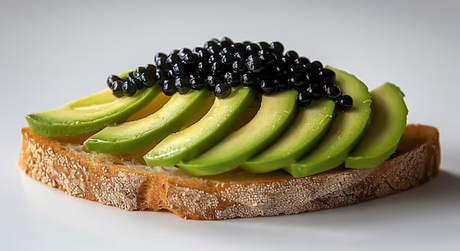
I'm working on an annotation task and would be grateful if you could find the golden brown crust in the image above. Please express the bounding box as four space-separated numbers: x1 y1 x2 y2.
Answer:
18 124 441 220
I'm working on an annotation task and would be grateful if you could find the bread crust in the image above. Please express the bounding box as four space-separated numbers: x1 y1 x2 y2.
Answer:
18 124 440 220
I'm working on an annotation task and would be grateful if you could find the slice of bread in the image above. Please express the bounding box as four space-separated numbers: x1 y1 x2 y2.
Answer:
18 124 440 220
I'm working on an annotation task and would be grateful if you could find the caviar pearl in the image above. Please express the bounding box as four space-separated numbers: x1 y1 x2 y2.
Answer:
207 44 222 55
257 41 270 50
140 72 156 87
107 75 122 88
318 68 336 81
240 72 257 86
214 83 232 99
162 79 177 96
269 42 284 56
154 53 167 69
189 75 206 90
338 95 353 110
245 43 260 53
111 80 124 98
205 75 221 91
224 72 241 87
122 81 137 97
133 67 145 79
221 54 235 65
307 83 324 99
145 64 156 74
232 60 246 72
174 77 191 95
231 42 245 52
325 85 341 99
260 79 275 95
297 91 313 108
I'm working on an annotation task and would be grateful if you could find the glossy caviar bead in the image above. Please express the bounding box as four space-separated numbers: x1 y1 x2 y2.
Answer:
182 52 198 64
240 72 257 86
145 64 156 74
269 41 284 56
307 83 324 99
154 52 167 69
133 66 145 79
221 36 234 44
207 44 222 55
221 54 235 65
132 77 144 90
178 48 192 60
246 55 266 73
305 63 322 74
312 60 323 69
274 61 288 75
204 40 217 49
155 68 165 80
289 65 306 74
338 95 353 110
214 83 232 99
197 61 208 73
257 41 270 50
318 68 336 81
122 80 137 97
205 75 222 92
173 62 186 76
140 72 156 87
285 50 299 60
111 80 124 98
325 85 342 99
195 47 210 60
224 72 241 87
157 78 166 86
245 43 260 53
189 75 206 90
258 51 276 64
162 78 177 96
218 41 232 48
243 41 252 46
167 69 175 78
174 77 191 94
221 46 236 55
295 57 310 66
211 61 224 73
233 51 248 61
260 79 276 95
107 75 122 88
166 51 180 65
231 42 245 52
296 91 313 108
232 60 246 72
208 54 222 64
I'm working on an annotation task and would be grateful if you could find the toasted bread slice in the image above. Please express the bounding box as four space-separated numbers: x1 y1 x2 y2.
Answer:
18 124 440 220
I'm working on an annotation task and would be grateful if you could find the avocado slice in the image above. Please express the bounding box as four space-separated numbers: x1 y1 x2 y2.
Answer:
84 89 212 153
26 84 162 137
285 67 372 177
241 98 336 173
144 87 257 167
178 90 298 176
345 83 408 168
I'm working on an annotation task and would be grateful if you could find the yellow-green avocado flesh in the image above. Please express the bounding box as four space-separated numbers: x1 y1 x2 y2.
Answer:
285 67 372 177
26 75 161 137
84 89 212 153
178 90 299 176
144 87 257 167
241 98 336 173
345 83 408 168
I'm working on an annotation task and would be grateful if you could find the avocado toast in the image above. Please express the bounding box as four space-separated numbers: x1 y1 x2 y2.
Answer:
19 37 440 219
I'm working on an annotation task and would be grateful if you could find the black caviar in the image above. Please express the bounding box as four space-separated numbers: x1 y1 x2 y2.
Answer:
105 37 353 110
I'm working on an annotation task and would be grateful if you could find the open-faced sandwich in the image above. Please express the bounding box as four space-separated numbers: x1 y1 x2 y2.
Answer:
19 37 440 220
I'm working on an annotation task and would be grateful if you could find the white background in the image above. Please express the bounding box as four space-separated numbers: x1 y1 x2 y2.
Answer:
1 0 459 250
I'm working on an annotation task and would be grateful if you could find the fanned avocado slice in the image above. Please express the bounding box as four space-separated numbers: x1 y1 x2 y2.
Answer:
242 98 336 173
178 90 298 176
26 82 162 137
345 83 408 168
84 89 213 153
285 67 372 177
144 87 257 167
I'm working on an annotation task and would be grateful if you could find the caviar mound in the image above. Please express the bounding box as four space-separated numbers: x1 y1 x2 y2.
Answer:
106 37 354 110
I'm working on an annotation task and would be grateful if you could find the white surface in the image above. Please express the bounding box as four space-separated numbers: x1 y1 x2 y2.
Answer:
1 0 459 250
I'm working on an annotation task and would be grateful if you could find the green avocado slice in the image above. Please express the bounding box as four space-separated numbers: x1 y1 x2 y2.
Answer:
84 89 212 153
144 87 257 167
241 98 336 173
285 67 372 177
26 82 162 137
345 83 408 168
178 90 299 176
